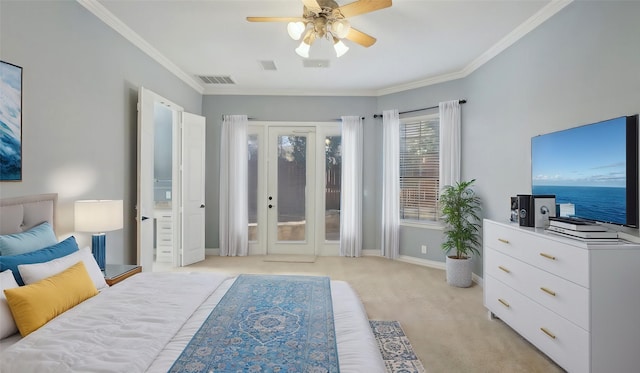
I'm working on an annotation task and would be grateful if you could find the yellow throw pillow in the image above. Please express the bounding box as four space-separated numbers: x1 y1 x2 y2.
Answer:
4 261 99 336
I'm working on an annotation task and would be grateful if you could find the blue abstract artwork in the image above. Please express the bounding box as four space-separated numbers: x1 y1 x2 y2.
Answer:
0 61 22 181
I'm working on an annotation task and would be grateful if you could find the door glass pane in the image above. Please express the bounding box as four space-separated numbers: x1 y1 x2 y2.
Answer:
248 134 258 241
277 135 306 241
325 136 341 241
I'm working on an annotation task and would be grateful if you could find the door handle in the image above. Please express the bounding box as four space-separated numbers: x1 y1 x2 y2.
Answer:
141 216 150 221
200 204 205 208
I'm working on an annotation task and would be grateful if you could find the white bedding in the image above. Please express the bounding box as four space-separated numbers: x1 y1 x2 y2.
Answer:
0 272 385 373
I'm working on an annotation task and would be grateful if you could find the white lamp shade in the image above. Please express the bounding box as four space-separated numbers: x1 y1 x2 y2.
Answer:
287 21 306 40
295 41 311 58
75 200 123 232
331 19 351 39
333 40 349 58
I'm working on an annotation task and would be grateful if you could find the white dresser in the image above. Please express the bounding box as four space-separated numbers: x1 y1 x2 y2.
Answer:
154 210 174 262
483 219 640 373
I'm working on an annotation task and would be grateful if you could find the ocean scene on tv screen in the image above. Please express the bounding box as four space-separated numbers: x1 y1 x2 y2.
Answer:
531 117 627 225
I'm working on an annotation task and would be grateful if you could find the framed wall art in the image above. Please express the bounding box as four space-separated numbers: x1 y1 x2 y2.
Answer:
0 60 22 181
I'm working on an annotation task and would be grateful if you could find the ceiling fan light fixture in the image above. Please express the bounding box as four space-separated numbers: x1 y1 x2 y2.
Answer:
330 19 351 39
333 38 349 58
295 40 311 58
287 21 306 40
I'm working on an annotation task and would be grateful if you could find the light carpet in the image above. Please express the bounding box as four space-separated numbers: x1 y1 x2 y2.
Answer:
262 255 317 263
371 320 426 373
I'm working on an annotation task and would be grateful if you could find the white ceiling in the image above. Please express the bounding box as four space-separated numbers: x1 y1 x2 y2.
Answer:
83 0 571 96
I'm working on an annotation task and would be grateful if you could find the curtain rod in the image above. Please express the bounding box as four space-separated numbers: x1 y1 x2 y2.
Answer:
372 99 467 119
221 116 365 121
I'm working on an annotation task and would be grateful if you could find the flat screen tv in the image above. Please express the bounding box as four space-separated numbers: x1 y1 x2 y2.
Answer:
531 114 639 228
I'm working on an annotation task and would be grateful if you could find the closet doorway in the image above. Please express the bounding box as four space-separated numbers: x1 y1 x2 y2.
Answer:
137 87 206 271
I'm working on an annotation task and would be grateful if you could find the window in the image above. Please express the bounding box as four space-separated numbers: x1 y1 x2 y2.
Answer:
399 115 440 221
324 135 341 241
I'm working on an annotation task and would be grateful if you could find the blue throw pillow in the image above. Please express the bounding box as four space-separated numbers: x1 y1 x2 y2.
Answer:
0 222 58 256
0 236 80 285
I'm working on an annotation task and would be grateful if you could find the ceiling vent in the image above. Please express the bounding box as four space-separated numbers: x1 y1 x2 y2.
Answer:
198 75 235 85
259 60 278 71
303 59 330 68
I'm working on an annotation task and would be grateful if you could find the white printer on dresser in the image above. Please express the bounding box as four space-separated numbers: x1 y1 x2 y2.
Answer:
483 219 640 373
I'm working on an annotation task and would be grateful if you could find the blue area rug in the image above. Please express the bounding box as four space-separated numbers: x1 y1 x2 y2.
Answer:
370 321 426 373
170 274 339 373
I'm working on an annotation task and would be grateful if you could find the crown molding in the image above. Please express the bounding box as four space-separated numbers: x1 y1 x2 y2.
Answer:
77 0 571 98
375 70 468 96
460 0 573 77
203 86 378 97
375 0 573 96
76 0 204 94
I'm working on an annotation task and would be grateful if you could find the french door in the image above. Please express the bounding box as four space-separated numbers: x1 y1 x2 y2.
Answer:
267 127 316 255
249 123 341 256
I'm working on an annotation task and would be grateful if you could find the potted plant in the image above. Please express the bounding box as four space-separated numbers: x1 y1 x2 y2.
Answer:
439 179 481 287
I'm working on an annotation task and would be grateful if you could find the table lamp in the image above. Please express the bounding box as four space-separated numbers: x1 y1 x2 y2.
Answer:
75 200 123 270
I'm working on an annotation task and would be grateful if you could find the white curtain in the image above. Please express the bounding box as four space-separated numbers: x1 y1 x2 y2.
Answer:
219 115 248 256
381 110 400 259
340 116 363 257
439 100 461 190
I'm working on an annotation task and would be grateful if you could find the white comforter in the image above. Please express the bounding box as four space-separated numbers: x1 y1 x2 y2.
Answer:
0 272 385 373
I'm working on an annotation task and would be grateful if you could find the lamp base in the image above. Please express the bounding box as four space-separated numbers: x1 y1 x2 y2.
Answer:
92 233 106 271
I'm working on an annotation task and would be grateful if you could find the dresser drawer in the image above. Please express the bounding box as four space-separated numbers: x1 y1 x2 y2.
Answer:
485 248 590 330
486 275 589 373
484 221 589 287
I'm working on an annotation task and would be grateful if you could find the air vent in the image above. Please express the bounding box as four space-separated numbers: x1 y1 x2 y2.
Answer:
198 75 235 85
303 59 330 68
259 60 278 71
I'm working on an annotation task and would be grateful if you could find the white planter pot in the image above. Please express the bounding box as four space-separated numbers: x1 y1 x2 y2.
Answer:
445 256 473 288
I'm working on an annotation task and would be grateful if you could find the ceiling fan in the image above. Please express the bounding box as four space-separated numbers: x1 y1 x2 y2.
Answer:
247 0 392 58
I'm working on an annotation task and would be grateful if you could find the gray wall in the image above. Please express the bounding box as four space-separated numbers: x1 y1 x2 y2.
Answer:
379 1 640 276
0 1 202 264
463 0 640 276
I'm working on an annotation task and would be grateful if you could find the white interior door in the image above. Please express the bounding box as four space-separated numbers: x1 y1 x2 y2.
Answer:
137 87 184 271
137 88 155 272
267 127 316 255
180 112 206 266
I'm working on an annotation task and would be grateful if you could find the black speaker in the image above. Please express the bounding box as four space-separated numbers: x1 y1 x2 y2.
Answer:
510 197 518 222
517 194 534 227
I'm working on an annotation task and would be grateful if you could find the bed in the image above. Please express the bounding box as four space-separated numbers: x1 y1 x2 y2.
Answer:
0 194 385 372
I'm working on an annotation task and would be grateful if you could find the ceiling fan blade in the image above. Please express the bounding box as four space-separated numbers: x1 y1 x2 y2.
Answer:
301 0 322 13
345 27 377 47
338 0 392 18
246 17 304 22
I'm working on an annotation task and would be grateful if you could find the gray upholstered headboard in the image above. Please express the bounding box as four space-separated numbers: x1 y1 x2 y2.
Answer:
0 193 57 235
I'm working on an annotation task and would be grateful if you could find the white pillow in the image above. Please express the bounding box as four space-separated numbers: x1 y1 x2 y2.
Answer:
18 247 108 291
0 269 19 339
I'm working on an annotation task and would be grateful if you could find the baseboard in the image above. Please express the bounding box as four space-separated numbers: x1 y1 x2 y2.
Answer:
397 255 446 270
472 273 484 287
361 249 380 257
397 255 483 287
204 248 484 286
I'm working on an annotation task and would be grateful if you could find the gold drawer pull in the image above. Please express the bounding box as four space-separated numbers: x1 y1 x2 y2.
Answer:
539 252 556 260
497 238 510 244
498 298 510 308
540 327 556 339
498 266 511 273
540 287 556 296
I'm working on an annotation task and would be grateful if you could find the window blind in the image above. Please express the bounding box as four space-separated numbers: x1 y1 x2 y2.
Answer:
400 117 440 221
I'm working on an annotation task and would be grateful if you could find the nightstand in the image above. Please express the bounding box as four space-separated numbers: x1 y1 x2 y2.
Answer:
103 264 142 286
